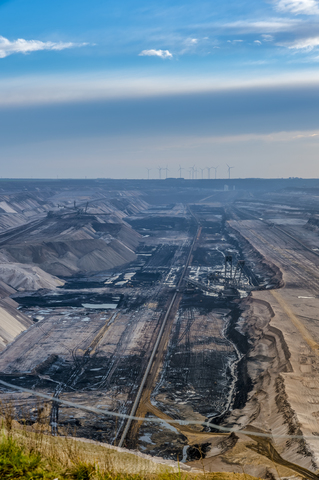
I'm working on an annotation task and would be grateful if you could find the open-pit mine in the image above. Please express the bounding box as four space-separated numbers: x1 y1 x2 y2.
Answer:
1 178 319 479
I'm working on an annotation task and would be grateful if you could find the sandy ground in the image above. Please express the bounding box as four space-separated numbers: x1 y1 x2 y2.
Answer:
224 218 319 473
0 306 27 349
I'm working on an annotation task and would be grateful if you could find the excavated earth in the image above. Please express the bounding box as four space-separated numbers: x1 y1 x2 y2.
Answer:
0 179 319 479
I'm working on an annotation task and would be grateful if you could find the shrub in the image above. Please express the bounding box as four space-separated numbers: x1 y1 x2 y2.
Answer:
0 434 45 479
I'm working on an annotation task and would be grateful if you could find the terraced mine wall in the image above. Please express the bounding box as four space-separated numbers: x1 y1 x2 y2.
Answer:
1 180 319 478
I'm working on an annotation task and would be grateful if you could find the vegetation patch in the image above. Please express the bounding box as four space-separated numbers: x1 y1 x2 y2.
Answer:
0 422 262 480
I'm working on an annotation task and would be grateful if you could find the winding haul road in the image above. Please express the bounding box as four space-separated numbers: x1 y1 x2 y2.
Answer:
118 220 202 447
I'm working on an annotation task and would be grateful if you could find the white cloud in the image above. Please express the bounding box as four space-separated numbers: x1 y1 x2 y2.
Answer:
275 0 319 15
139 49 173 58
227 39 243 44
0 35 85 58
254 40 262 44
279 35 319 49
262 34 274 41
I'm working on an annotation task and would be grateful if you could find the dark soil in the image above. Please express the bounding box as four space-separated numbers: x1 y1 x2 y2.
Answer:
12 292 122 308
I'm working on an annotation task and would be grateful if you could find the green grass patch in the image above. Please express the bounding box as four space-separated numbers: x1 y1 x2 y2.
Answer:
0 434 57 479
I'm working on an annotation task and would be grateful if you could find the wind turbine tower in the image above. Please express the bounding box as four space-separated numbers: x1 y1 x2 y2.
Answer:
146 167 152 180
158 167 162 179
200 168 205 179
164 165 169 179
213 165 219 179
227 164 234 180
178 165 185 178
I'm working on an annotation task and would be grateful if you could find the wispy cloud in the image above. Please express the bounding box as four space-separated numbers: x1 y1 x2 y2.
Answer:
221 19 299 33
262 34 274 41
0 36 85 58
2 70 319 107
139 49 172 58
274 0 319 15
179 37 201 54
292 131 319 137
227 39 243 44
242 60 270 64
185 38 198 46
162 130 319 144
279 35 319 48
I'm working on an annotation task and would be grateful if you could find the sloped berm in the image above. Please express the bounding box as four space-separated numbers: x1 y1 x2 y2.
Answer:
1 213 141 277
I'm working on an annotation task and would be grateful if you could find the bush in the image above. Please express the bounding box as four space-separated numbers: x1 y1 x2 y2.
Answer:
69 461 96 480
0 434 45 479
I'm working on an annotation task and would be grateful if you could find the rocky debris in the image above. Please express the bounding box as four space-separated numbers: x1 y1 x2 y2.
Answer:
1 214 141 277
0 264 64 291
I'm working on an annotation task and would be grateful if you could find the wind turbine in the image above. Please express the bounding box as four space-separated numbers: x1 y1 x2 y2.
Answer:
146 167 152 180
194 166 198 179
178 165 185 178
200 167 205 179
227 164 234 180
164 165 169 179
212 165 219 179
158 166 162 179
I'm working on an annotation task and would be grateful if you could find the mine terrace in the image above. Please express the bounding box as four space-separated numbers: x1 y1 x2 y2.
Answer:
0 178 319 479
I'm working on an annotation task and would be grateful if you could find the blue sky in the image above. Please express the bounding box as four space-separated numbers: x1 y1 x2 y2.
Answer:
1 0 319 178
